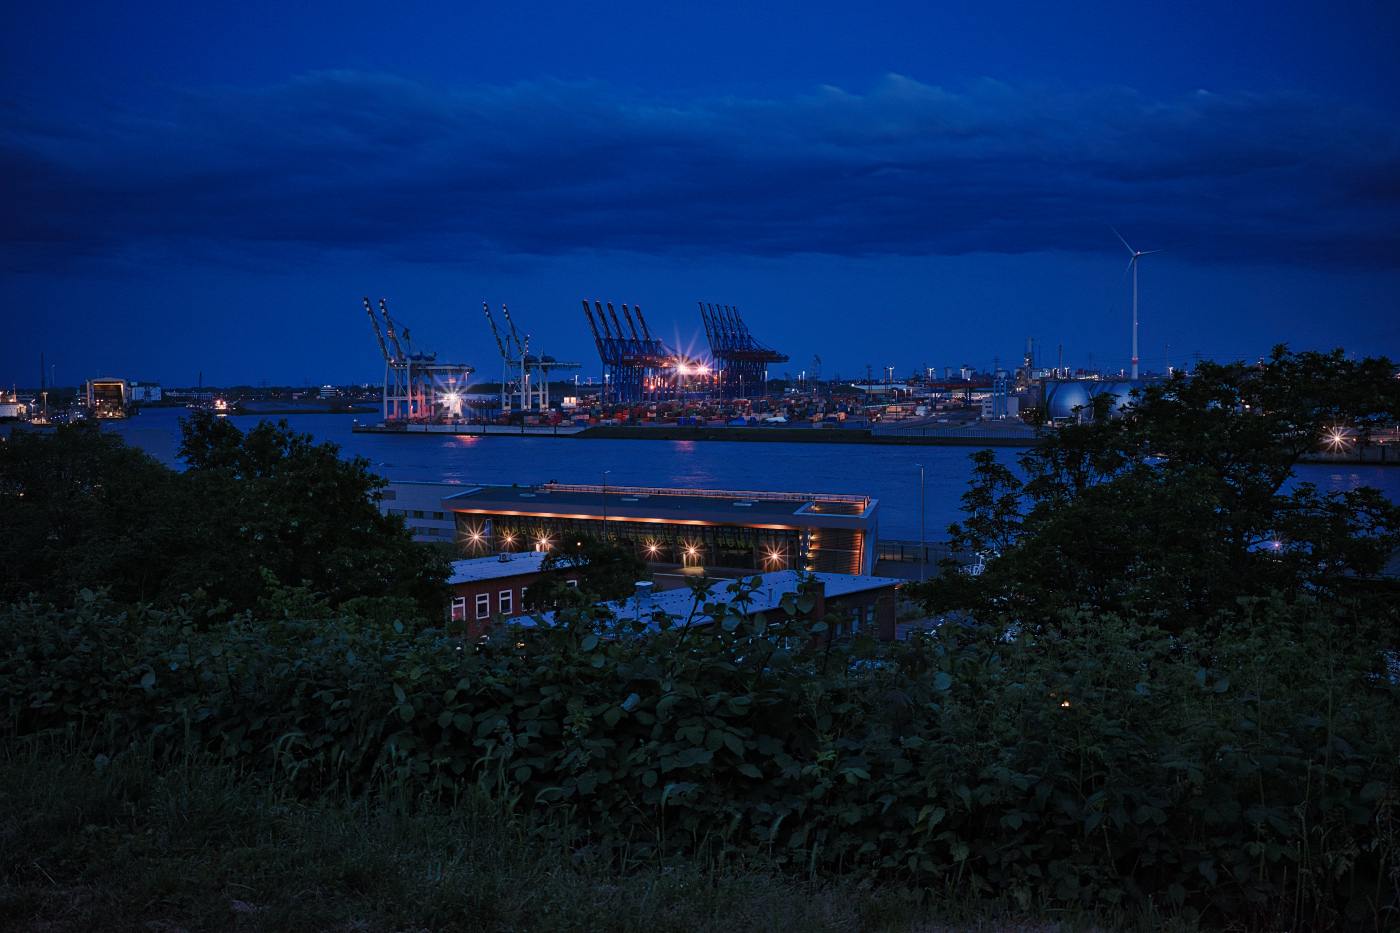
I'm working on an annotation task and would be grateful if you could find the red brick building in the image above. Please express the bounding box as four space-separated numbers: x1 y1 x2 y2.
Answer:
448 552 579 638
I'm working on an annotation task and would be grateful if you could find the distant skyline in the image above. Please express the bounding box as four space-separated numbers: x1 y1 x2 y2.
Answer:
3 0 1398 387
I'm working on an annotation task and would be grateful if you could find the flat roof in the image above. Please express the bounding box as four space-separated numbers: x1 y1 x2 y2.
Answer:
442 482 877 531
504 569 903 628
447 551 549 585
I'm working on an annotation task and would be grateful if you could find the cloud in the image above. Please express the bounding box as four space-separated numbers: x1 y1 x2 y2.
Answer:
2 72 1398 270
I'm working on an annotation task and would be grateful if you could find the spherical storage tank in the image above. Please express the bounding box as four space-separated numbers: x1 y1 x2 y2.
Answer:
1042 379 1157 420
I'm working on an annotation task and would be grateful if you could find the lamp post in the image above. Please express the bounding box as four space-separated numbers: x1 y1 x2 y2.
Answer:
602 470 612 543
915 463 926 583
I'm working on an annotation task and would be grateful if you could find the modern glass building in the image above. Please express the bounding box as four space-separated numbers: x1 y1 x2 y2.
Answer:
440 482 880 575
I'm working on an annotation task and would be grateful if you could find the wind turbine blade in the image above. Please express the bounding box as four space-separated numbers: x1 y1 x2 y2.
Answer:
1110 225 1135 255
1138 243 1195 256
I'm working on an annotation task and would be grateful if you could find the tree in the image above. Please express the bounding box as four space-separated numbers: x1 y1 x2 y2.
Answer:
173 411 449 617
523 532 649 609
0 413 449 619
0 421 194 606
911 347 1400 633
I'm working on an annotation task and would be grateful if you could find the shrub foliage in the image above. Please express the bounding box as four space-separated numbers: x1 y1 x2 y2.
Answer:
3 583 1395 929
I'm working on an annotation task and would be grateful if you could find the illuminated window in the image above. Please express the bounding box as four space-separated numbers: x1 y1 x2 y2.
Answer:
476 594 490 619
451 597 466 621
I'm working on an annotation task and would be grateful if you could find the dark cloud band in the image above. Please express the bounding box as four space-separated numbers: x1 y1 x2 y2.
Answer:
2 72 1397 269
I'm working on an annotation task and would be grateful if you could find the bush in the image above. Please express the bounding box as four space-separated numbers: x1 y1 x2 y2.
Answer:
2 581 1395 929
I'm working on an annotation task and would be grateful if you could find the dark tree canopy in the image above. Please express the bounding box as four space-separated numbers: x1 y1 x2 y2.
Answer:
0 420 188 607
0 413 449 618
910 347 1400 632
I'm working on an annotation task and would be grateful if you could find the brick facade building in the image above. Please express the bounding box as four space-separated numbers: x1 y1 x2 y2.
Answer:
448 552 579 639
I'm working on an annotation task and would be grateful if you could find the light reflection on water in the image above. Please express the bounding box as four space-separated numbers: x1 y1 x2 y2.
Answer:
105 409 1400 543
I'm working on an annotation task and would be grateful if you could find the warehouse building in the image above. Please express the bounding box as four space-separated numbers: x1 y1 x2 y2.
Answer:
436 481 880 575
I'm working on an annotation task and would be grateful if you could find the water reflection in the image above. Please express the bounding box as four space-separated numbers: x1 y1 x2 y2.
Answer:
105 408 1400 543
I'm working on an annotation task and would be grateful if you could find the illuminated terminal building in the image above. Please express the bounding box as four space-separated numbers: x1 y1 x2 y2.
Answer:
387 481 880 575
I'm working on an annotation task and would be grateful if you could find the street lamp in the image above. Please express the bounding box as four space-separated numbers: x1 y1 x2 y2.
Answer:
602 470 612 543
915 463 926 583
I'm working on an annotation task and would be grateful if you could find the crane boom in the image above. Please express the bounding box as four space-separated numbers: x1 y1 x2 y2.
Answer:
593 301 614 338
606 303 628 344
582 300 603 342
501 304 524 350
379 299 406 361
632 303 654 340
483 303 510 360
364 297 391 361
620 303 641 340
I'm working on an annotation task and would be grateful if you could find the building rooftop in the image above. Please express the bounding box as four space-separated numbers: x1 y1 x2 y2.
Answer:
505 569 904 628
447 551 550 585
442 482 875 527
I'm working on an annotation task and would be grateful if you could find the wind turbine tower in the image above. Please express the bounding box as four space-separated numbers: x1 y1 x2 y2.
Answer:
1112 228 1185 380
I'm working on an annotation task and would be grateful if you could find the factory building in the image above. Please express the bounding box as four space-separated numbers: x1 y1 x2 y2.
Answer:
442 482 879 576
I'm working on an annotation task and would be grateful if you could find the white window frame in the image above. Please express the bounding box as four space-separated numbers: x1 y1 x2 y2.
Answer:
451 597 466 621
475 593 490 619
498 589 513 615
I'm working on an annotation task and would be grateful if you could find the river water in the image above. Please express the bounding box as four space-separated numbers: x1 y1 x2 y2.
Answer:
107 407 1400 543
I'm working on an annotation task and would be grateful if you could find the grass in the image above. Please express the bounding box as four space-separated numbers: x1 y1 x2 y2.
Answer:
0 741 1185 933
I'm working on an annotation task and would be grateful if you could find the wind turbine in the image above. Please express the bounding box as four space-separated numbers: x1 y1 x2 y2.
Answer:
1111 227 1186 379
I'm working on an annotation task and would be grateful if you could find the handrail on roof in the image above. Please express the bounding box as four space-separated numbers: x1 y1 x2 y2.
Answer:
539 481 868 508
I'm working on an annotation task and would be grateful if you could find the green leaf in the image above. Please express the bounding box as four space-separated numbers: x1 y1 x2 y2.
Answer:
934 672 953 691
677 747 713 767
140 671 156 689
737 762 763 778
917 805 946 828
580 634 599 651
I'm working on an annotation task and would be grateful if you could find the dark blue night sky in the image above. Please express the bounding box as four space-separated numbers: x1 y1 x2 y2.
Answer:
3 0 1398 387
